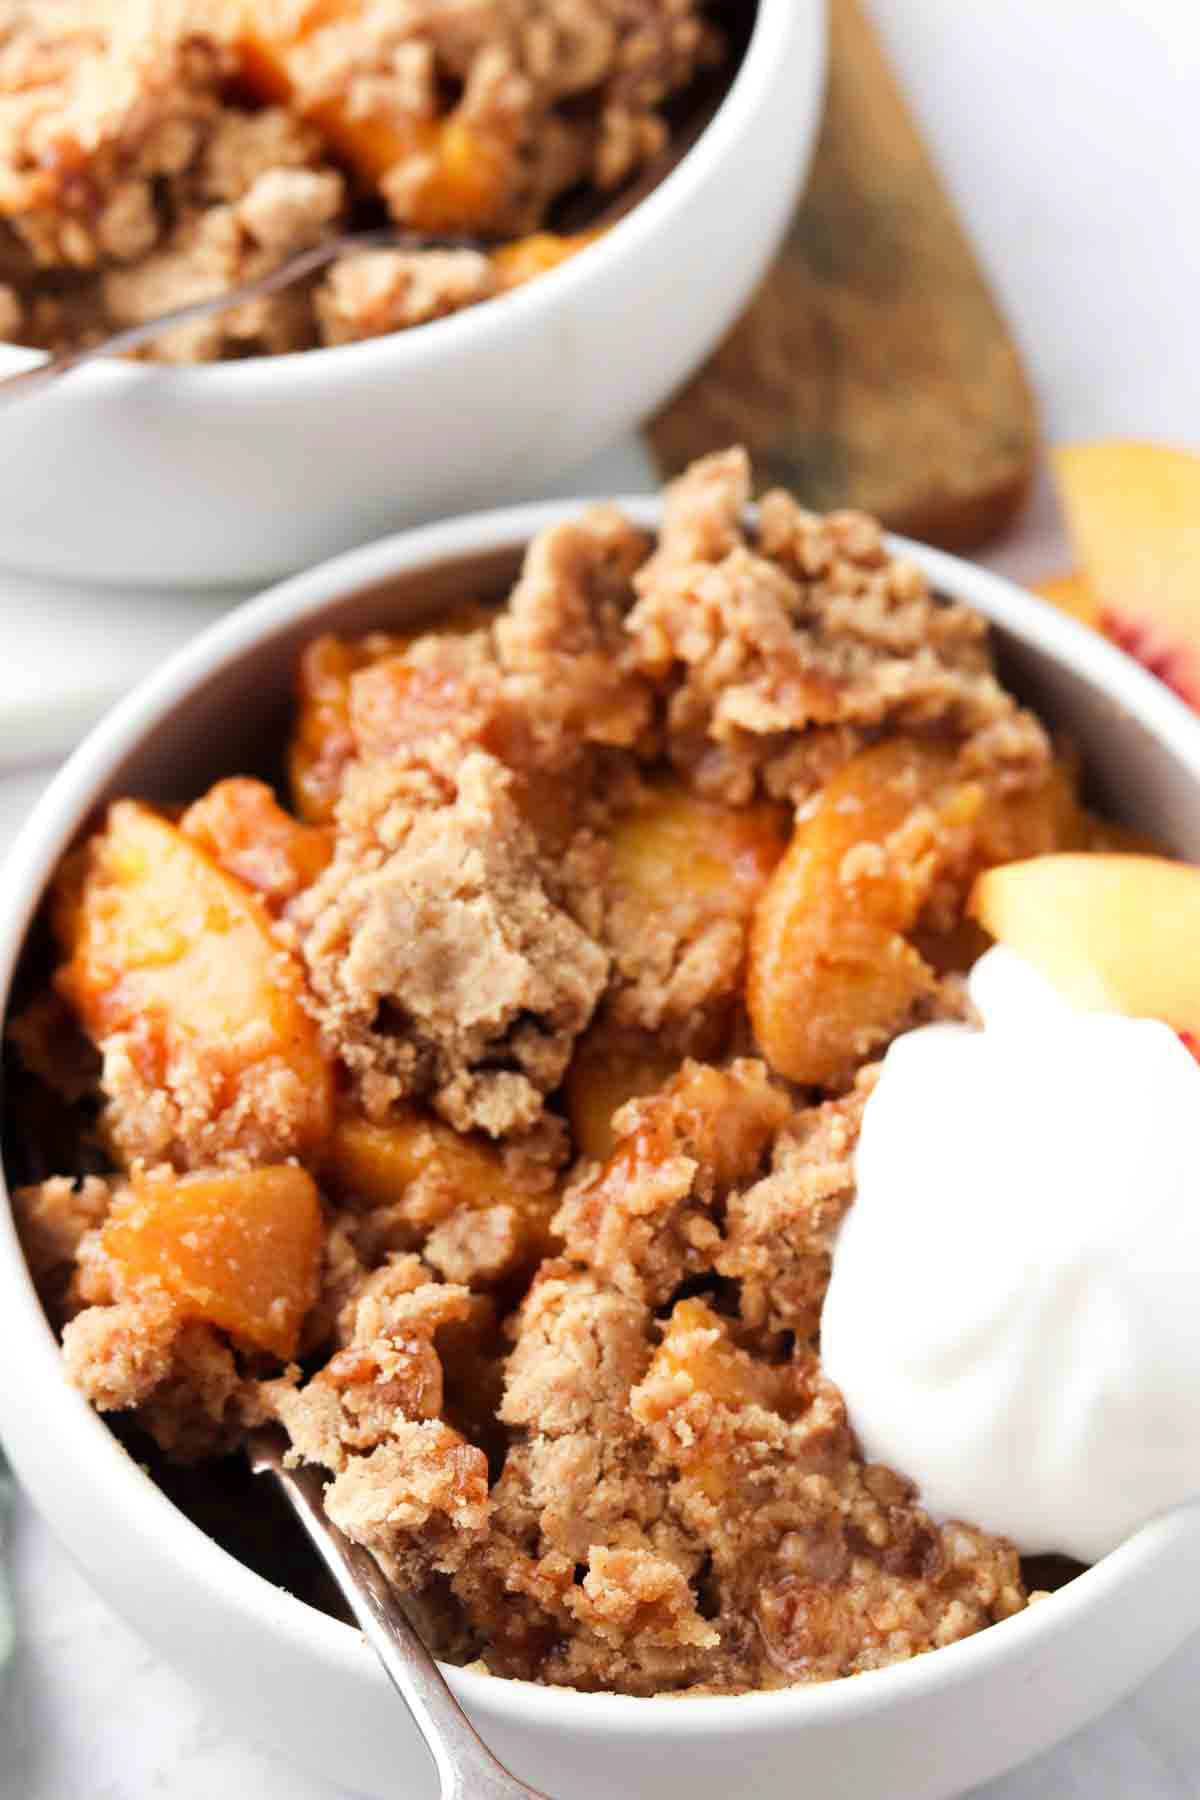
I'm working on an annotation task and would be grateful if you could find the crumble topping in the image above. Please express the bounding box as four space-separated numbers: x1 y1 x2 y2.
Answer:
296 746 610 1136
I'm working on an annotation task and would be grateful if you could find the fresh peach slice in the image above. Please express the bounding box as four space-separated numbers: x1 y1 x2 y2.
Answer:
969 852 1200 1029
103 1165 321 1358
1032 571 1102 628
1051 443 1200 707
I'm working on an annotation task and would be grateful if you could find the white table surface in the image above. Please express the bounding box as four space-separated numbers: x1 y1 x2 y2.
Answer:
4 1 1200 1793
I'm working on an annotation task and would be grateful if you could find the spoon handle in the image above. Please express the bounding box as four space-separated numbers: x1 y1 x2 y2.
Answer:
254 1441 550 1800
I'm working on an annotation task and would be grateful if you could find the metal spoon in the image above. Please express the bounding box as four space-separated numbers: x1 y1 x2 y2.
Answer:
0 229 482 401
0 90 720 403
246 1427 551 1800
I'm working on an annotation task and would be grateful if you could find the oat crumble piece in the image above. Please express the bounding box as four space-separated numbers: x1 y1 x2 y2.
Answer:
297 747 609 1136
627 448 1048 806
315 247 498 344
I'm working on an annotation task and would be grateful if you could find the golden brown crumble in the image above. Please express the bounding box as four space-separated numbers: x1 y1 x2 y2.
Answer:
11 449 1096 1695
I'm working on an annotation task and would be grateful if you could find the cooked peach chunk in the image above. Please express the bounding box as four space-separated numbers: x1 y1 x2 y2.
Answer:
911 755 1087 975
605 779 789 1028
654 1298 777 1415
349 652 478 766
747 740 971 1086
288 611 493 821
609 781 790 913
560 1062 789 1283
237 2 510 228
748 739 1090 1084
327 1109 556 1271
635 1299 795 1503
329 1109 497 1217
180 778 331 910
403 114 511 233
969 852 1200 1031
54 800 332 1167
102 1165 321 1358
565 1022 681 1163
288 631 410 822
967 756 1089 871
1051 442 1200 708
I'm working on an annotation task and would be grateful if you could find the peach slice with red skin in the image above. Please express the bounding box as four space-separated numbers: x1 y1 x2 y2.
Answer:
969 853 1200 1042
1041 443 1200 708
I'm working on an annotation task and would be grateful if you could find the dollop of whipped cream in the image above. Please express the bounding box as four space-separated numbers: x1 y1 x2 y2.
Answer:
820 944 1200 1564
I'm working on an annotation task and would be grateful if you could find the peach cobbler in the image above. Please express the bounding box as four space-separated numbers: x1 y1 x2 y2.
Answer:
8 448 1109 1693
0 0 728 361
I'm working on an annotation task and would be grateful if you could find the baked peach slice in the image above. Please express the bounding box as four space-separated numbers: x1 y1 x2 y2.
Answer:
180 777 331 910
1047 443 1200 708
54 800 332 1167
327 1108 557 1276
237 1 510 229
632 1299 799 1504
328 1109 503 1223
749 741 1091 1085
288 631 410 821
747 740 975 1086
491 230 601 292
596 778 790 1043
288 610 494 821
608 780 790 913
102 1165 322 1359
969 852 1200 1029
564 1021 682 1163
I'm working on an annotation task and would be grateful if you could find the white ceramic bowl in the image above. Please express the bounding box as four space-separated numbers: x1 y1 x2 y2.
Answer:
3 503 1200 1800
0 0 823 590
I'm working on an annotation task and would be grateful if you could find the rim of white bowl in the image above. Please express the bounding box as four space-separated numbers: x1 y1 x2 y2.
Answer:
0 0 814 396
3 498 1200 1735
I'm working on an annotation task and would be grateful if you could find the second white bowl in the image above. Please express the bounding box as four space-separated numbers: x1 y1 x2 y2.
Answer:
0 0 824 588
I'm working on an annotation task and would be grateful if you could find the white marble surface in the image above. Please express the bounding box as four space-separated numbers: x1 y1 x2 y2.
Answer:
4 0 1200 1793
